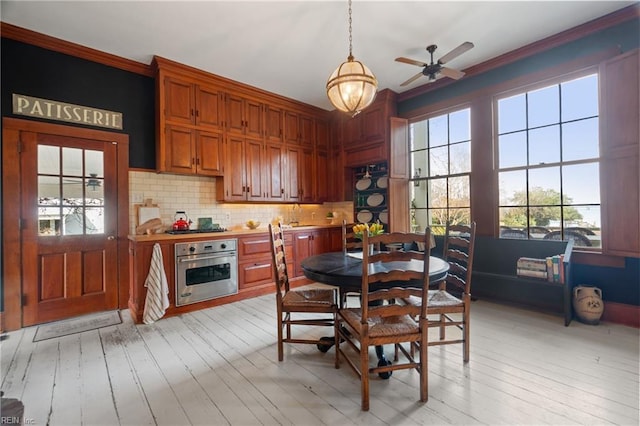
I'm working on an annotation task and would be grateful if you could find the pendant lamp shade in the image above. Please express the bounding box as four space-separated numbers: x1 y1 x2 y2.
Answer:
327 56 377 115
326 0 377 116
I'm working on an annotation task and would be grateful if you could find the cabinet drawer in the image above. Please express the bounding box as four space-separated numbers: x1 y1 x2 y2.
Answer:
238 257 273 289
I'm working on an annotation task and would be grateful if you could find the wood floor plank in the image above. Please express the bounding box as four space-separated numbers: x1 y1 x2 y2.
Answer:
48 334 83 426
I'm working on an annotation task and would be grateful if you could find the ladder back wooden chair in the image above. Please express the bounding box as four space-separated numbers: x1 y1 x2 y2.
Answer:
337 230 432 411
269 223 339 362
408 222 476 362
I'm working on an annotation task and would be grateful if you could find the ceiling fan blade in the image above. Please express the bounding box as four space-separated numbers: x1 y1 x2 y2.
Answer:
395 57 427 67
400 72 424 87
439 67 465 80
438 41 474 64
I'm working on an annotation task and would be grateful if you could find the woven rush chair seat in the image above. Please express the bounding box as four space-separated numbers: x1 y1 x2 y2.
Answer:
269 222 338 363
340 308 419 337
282 288 336 308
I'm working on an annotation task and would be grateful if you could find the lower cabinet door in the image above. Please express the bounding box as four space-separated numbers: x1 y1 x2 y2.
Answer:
238 257 274 290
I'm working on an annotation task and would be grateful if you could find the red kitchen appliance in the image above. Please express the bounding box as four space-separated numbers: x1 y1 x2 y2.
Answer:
172 211 192 231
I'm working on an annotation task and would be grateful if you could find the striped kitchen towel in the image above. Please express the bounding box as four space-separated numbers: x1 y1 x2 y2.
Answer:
143 243 170 324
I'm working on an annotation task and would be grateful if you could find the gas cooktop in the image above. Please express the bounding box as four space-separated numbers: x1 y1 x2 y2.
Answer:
166 228 227 235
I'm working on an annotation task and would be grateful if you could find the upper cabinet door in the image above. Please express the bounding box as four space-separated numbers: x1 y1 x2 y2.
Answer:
226 94 264 138
196 86 224 130
266 105 284 142
284 110 300 144
164 77 195 125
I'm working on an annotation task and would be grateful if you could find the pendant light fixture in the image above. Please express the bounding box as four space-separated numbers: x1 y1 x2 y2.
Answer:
326 0 378 116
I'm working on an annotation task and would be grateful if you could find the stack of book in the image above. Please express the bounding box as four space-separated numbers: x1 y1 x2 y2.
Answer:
516 255 565 283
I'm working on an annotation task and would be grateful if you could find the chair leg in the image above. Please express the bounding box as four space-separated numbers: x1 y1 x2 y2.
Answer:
334 313 340 369
439 313 446 340
463 310 470 363
420 329 428 402
361 341 370 411
277 312 284 362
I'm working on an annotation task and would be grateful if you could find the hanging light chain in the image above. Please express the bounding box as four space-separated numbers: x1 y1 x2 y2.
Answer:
347 0 353 60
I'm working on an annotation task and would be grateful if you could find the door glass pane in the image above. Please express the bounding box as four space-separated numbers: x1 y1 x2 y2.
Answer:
38 145 60 174
62 177 84 201
63 206 84 235
62 147 83 176
39 207 61 236
86 207 105 234
85 150 104 177
38 175 60 204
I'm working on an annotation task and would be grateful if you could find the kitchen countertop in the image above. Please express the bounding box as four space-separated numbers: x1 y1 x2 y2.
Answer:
128 223 342 242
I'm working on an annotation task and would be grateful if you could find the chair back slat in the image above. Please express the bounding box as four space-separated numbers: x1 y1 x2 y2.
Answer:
442 223 476 295
361 231 432 322
269 223 291 295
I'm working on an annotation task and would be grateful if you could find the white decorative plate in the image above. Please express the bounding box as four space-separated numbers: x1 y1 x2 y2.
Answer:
378 209 388 224
357 210 373 223
356 178 371 191
376 175 388 189
367 193 384 207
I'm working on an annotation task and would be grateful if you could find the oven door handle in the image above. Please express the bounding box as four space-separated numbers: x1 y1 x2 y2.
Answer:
178 253 236 263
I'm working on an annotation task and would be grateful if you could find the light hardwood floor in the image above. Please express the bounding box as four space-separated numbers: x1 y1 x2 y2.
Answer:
1 288 638 425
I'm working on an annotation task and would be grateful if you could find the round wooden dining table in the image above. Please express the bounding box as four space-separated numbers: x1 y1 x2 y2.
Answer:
301 251 450 292
301 251 450 378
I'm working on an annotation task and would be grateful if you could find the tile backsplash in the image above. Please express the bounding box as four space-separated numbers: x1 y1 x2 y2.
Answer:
129 170 353 234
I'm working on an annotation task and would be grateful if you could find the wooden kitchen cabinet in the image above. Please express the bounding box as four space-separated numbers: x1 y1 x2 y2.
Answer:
226 93 264 139
265 105 284 143
163 76 224 131
163 125 224 176
293 228 327 277
265 142 286 202
237 234 274 290
284 110 315 147
219 136 266 201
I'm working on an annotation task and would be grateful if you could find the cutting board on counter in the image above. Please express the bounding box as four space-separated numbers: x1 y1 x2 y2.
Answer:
135 203 161 226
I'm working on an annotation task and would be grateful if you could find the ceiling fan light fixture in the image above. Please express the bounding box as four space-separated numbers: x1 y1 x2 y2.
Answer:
326 0 377 116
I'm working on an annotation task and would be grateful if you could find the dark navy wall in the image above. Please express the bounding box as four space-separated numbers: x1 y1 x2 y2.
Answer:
397 18 640 307
1 38 156 170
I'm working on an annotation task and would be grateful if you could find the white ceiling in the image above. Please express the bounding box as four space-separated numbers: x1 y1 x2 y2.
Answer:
1 1 635 111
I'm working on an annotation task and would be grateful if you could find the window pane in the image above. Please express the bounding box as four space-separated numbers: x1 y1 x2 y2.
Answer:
428 115 448 147
450 141 470 174
412 184 428 209
529 167 561 204
411 121 428 151
62 147 83 176
428 208 448 227
528 85 559 128
63 207 84 235
498 94 526 133
85 150 104 177
563 163 599 204
448 208 470 226
86 207 105 234
412 208 430 231
500 207 528 229
449 176 470 208
39 175 60 204
528 125 560 165
39 207 61 236
563 118 599 161
562 74 598 121
38 145 59 175
429 145 448 177
499 132 527 168
565 205 601 232
449 109 470 143
499 170 526 205
427 178 447 209
411 149 428 179
529 205 561 227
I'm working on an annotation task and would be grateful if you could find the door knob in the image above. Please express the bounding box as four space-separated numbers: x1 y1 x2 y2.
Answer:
107 236 116 240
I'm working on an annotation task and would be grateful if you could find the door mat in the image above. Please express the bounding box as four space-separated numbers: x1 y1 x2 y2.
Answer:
33 310 122 342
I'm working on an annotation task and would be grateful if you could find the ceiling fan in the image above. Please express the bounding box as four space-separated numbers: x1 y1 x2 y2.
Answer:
61 173 102 190
395 41 474 87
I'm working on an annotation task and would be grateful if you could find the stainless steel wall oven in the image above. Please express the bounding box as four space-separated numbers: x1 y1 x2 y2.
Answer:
175 239 238 306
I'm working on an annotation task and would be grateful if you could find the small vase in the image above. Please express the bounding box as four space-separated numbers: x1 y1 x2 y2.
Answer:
573 285 604 325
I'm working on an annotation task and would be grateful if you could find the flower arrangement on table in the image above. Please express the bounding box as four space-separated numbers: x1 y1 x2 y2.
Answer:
352 221 384 240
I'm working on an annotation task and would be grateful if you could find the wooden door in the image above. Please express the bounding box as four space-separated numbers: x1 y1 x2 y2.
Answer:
20 132 119 325
164 76 194 125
